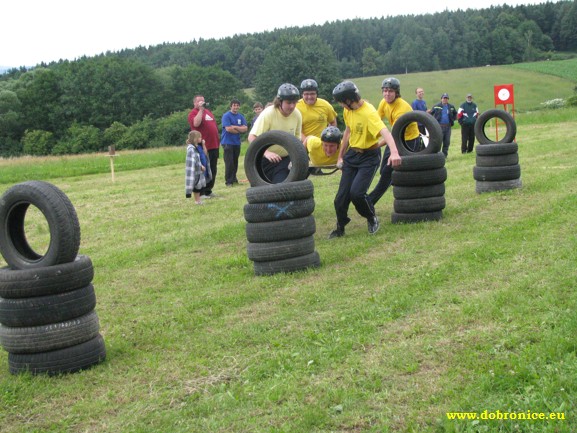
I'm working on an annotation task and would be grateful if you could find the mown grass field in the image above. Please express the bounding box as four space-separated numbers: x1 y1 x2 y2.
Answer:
0 63 576 432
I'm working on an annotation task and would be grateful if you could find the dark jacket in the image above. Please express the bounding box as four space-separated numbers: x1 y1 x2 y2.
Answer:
431 102 457 126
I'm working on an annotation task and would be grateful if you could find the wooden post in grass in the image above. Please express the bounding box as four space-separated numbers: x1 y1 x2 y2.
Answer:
108 145 116 182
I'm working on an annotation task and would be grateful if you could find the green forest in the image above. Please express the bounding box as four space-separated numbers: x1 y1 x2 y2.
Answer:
0 0 576 158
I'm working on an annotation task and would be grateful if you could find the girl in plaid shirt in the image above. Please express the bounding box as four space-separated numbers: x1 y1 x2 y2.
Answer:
185 131 207 204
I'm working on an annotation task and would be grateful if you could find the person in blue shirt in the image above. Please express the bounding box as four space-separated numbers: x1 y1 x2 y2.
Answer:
221 99 248 186
430 93 457 157
411 87 428 135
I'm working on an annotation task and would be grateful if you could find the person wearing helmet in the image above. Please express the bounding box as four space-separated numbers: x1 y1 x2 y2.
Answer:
296 79 338 141
329 80 401 239
368 77 422 205
303 125 342 167
248 83 303 183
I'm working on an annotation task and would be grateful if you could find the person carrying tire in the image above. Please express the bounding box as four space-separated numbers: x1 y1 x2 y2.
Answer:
368 77 422 205
329 81 401 239
457 93 479 153
248 83 302 183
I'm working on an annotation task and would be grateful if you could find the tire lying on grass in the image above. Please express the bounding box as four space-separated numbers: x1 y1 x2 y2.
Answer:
473 164 521 182
253 251 321 276
244 131 310 187
391 111 442 156
474 109 517 144
393 196 446 214
391 211 443 224
247 236 315 262
476 178 523 194
0 181 80 270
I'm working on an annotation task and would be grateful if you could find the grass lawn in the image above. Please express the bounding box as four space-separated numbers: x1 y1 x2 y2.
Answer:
0 112 576 430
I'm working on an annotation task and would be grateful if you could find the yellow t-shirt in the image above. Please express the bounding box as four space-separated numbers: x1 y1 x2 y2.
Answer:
249 105 302 156
306 136 339 166
344 101 387 150
377 97 420 141
296 98 337 138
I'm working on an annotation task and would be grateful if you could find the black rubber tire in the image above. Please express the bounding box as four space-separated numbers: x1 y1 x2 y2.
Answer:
8 333 106 375
474 109 517 144
244 130 310 187
0 255 93 299
246 216 316 243
476 178 523 194
396 153 446 171
475 153 519 167
0 284 96 327
243 198 315 223
391 211 443 224
246 180 314 204
473 164 521 182
0 181 80 270
0 310 100 354
247 235 315 262
253 251 321 276
391 167 447 187
393 196 446 213
393 183 445 200
391 111 442 156
475 143 518 156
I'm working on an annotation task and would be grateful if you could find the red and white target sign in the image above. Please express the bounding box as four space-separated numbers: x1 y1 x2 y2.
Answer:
494 84 515 105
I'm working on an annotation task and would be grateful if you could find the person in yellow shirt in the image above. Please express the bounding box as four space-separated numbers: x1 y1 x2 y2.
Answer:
296 79 337 141
304 125 341 167
368 77 422 205
329 81 401 239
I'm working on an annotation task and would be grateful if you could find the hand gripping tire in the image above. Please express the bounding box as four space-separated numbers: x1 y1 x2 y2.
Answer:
244 131 309 187
0 181 80 269
474 109 516 144
391 111 442 156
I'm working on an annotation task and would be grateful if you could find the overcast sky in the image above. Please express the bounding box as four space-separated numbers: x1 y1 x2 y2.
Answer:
3 0 551 67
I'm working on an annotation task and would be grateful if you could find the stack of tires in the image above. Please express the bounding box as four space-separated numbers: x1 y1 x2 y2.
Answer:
390 111 446 223
473 109 522 193
0 181 106 375
243 131 320 275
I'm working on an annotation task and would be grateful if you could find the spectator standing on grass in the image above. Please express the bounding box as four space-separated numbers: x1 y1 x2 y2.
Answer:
369 77 422 206
457 93 479 154
248 83 302 183
430 93 457 157
329 81 401 239
221 99 248 186
188 95 219 198
411 87 428 135
251 102 263 128
185 131 208 205
296 79 337 141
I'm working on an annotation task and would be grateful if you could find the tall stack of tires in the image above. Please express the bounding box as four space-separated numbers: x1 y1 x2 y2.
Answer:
243 131 320 275
473 109 522 193
390 111 446 223
0 181 106 375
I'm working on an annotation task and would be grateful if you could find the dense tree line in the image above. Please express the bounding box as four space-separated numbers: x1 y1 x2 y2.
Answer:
1 1 575 157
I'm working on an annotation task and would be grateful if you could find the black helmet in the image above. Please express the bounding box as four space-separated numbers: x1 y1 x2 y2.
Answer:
321 126 342 144
381 77 401 92
300 79 319 92
332 81 360 103
277 83 300 101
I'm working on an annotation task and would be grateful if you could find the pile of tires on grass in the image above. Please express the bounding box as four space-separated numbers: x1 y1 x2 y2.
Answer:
473 109 522 193
390 111 447 223
243 131 320 276
0 181 106 375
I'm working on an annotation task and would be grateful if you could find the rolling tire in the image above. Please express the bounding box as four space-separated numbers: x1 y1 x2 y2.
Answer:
246 216 316 243
475 143 518 156
391 211 443 224
474 109 516 144
8 333 106 375
393 183 445 200
0 255 94 299
253 251 321 276
244 131 309 187
0 310 100 354
393 196 446 214
476 178 522 194
0 181 80 270
391 167 447 187
391 111 442 156
246 180 314 204
247 236 315 262
475 153 519 167
396 153 446 171
0 284 96 327
473 165 521 182
243 198 315 223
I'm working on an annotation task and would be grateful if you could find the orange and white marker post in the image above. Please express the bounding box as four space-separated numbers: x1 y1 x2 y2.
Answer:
108 145 116 182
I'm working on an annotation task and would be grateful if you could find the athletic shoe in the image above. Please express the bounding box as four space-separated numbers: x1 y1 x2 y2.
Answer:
368 216 379 235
